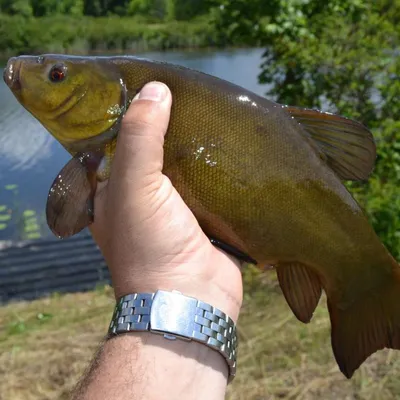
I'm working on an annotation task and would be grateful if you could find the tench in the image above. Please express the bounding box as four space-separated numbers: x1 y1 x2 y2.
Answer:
3 54 400 379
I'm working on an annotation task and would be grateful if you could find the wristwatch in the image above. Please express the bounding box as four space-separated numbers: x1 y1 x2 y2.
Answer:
108 290 237 381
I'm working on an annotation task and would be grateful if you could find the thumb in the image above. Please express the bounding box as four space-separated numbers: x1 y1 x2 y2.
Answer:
109 81 172 193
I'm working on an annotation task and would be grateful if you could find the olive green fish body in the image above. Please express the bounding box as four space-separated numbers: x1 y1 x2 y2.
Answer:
4 54 400 379
114 58 392 296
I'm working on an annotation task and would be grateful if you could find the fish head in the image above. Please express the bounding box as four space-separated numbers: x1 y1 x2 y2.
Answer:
3 54 125 152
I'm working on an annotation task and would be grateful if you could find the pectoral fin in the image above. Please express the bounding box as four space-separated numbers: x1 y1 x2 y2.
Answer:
46 151 103 238
276 261 322 323
285 106 376 181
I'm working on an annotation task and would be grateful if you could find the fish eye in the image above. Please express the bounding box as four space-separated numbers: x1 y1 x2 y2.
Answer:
49 64 67 83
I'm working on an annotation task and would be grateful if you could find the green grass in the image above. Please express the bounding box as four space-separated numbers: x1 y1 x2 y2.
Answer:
1 268 400 399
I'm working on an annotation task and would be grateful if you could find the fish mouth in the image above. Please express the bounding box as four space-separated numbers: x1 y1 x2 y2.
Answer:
3 55 43 92
3 57 21 91
51 86 88 120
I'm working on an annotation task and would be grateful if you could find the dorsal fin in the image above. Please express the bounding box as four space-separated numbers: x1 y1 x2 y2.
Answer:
284 106 376 181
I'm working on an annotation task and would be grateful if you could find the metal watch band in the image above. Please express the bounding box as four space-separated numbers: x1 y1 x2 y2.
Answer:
108 290 237 381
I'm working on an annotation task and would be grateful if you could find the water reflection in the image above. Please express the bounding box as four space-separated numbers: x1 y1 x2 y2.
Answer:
0 47 267 240
0 92 53 173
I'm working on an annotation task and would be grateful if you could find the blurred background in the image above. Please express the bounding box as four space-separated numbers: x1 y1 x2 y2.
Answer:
0 1 399 399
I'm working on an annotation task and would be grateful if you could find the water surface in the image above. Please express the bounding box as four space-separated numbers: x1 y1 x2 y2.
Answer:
0 47 267 240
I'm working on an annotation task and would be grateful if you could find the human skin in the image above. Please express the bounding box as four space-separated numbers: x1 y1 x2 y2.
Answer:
72 82 243 400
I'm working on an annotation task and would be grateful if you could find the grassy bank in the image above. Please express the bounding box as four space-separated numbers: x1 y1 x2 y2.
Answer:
0 15 220 58
1 267 399 399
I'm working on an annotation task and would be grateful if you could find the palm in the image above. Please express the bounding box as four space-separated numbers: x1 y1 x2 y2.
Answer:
91 174 243 320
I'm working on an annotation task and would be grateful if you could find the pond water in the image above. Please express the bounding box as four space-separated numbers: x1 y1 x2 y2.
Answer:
0 47 268 240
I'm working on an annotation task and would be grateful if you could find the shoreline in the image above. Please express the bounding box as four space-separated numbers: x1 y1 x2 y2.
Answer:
0 16 231 59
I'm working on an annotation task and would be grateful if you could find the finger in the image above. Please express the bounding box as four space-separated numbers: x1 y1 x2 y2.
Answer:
109 81 172 192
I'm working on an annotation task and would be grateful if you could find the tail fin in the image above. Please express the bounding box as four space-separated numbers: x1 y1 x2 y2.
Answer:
328 257 400 378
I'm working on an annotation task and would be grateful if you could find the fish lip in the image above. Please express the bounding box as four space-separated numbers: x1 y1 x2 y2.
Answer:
3 57 21 91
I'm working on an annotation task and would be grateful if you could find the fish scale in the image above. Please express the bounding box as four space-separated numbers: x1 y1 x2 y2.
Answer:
3 54 400 379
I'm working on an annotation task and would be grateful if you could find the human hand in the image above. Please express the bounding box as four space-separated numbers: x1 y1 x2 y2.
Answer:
89 81 243 321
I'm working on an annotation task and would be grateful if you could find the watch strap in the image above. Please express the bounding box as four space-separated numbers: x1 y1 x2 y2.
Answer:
108 290 237 381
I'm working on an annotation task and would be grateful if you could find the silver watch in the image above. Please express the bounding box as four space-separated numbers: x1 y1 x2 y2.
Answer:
108 290 237 381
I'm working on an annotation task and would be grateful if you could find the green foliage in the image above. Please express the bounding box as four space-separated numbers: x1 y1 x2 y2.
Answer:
0 214 11 222
0 202 11 231
0 184 16 232
4 184 18 190
21 209 42 240
0 0 33 17
83 0 103 15
127 0 166 19
0 14 87 55
0 0 212 19
0 0 84 16
348 120 400 259
0 0 217 54
30 0 62 16
6 312 54 336
59 0 84 16
0 184 45 240
165 0 212 21
0 15 218 56
212 0 400 259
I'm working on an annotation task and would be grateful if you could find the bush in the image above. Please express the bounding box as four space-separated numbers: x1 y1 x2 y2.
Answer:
212 0 400 259
0 15 219 56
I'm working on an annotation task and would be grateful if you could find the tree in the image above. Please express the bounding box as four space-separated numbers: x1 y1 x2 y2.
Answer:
165 0 212 20
60 0 84 15
83 0 114 16
212 0 400 258
127 0 166 19
30 0 83 16
0 0 33 17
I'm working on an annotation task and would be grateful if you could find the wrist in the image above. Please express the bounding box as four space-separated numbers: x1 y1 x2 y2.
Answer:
109 289 238 382
107 333 229 398
113 332 230 377
74 331 229 400
111 265 243 323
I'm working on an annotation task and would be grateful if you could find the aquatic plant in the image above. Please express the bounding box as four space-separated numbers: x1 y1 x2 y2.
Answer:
0 204 11 231
0 184 43 240
20 209 42 240
0 184 17 233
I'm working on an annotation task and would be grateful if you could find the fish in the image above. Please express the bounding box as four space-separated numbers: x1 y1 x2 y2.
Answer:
3 54 400 379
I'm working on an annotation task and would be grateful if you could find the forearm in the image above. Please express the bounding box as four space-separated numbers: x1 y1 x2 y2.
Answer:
78 83 242 400
73 332 229 400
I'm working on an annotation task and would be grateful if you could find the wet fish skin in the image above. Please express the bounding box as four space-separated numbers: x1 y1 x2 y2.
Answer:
3 54 400 379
